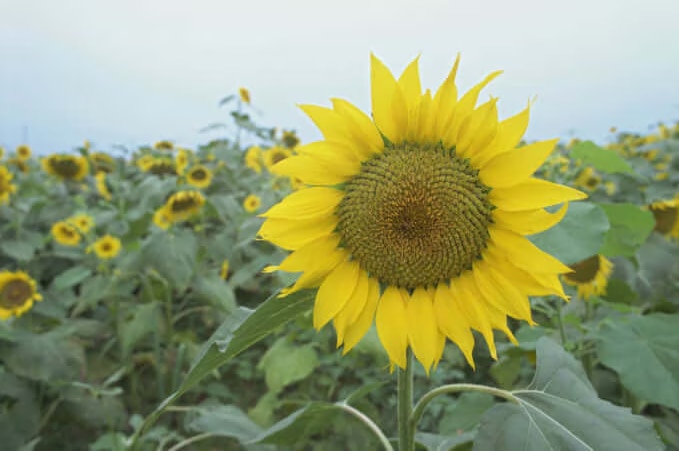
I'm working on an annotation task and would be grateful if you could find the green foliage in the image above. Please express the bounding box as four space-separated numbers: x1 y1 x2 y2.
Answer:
570 140 633 174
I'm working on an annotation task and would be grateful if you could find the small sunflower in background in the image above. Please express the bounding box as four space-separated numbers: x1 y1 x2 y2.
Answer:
281 130 300 149
42 154 90 181
95 171 112 200
243 194 261 213
147 157 176 175
0 146 4 159
186 165 213 189
137 155 155 172
245 146 263 173
16 145 32 161
239 87 251 104
88 235 121 260
220 259 230 280
153 206 172 230
51 221 81 246
648 198 679 239
260 54 586 372
263 146 292 171
0 166 17 204
7 158 29 174
89 152 115 173
574 167 601 191
0 271 42 320
163 190 205 222
68 213 95 234
562 255 613 300
154 140 174 151
175 148 191 175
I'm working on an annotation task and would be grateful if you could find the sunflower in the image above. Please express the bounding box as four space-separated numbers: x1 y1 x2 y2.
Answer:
259 54 586 372
51 221 81 246
153 206 172 230
16 145 31 161
243 194 261 213
0 146 5 159
282 130 301 149
42 154 90 181
154 140 174 151
574 167 601 191
89 152 115 173
7 158 29 174
562 255 613 300
263 147 292 170
0 166 17 204
137 155 155 172
88 235 121 259
95 171 112 200
649 198 679 238
163 190 205 222
220 259 230 280
239 87 251 104
148 157 177 175
245 146 263 173
0 271 42 320
68 213 95 233
186 165 213 188
175 148 191 175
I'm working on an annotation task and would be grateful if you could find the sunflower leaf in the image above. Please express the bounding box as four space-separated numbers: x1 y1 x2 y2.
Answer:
595 313 679 412
597 203 655 257
473 337 663 451
257 337 319 394
141 229 198 291
570 141 634 174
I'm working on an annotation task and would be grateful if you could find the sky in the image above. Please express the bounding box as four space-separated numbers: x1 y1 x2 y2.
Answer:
1 0 678 155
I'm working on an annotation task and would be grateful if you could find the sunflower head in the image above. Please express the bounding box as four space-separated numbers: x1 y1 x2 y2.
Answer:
258 54 587 372
186 165 213 189
245 146 263 173
164 191 205 222
90 152 115 173
153 206 172 230
0 166 17 205
220 260 230 280
562 255 613 300
281 130 301 149
88 235 121 260
263 147 292 170
649 199 679 238
175 148 192 175
42 154 90 181
137 155 155 172
148 157 177 175
0 271 42 320
52 221 81 246
16 145 31 161
243 194 261 213
67 213 95 233
574 167 601 191
239 87 251 104
95 171 112 200
154 140 174 151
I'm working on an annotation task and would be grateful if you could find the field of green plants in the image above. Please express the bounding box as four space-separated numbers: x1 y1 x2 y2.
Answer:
1 89 678 451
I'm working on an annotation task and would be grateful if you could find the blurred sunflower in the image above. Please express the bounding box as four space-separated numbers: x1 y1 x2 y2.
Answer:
0 271 42 320
95 171 112 200
148 157 176 175
88 235 121 260
574 167 601 191
186 165 213 188
243 194 261 213
220 259 230 279
649 198 679 238
281 130 300 149
562 255 613 300
0 146 4 159
175 148 191 175
260 54 586 372
68 213 95 233
153 206 172 230
245 146 263 173
164 190 205 222
0 166 17 204
7 158 29 174
89 152 115 173
16 145 31 161
42 154 90 181
263 147 292 170
154 140 174 151
239 87 251 104
137 155 155 172
604 181 616 196
52 221 81 246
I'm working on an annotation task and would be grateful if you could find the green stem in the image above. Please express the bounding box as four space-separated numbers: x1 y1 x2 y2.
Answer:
411 383 519 429
337 403 394 451
397 350 414 451
167 432 216 451
582 299 593 380
555 300 567 345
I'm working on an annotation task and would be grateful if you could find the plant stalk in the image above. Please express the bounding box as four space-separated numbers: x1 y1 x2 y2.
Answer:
397 349 414 451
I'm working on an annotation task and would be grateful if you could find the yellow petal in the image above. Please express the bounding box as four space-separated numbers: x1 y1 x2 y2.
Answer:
313 259 361 330
370 54 408 144
489 227 572 274
375 286 409 369
451 272 497 359
298 105 351 145
279 248 347 297
334 269 370 346
331 98 383 157
471 103 530 167
432 54 461 137
415 90 435 142
490 178 587 211
432 331 447 371
258 214 337 251
492 203 569 236
261 187 343 220
398 55 422 135
485 305 519 345
472 260 534 324
406 287 439 374
270 154 351 185
456 97 499 158
275 234 342 273
433 283 475 368
480 139 559 188
342 276 381 354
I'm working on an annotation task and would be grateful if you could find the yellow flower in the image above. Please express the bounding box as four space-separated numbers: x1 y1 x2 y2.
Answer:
42 154 90 181
16 145 31 161
88 235 121 259
153 206 172 230
574 167 601 191
604 181 616 195
281 130 301 149
51 221 81 246
163 190 205 222
655 172 669 181
243 194 261 213
220 260 230 279
186 165 213 189
239 87 251 104
154 140 174 151
0 271 42 320
147 157 176 175
263 147 292 170
0 166 17 205
643 149 659 161
89 152 115 173
649 199 679 238
258 54 586 372
562 255 613 300
95 171 112 200
7 158 29 174
137 155 155 172
245 146 263 173
68 213 95 233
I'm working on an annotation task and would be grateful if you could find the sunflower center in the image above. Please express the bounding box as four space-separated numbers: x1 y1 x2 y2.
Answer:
101 243 112 252
271 152 288 165
170 196 199 213
566 255 600 283
336 142 493 289
1 280 32 309
651 205 677 235
61 226 76 238
191 169 207 180
51 158 80 178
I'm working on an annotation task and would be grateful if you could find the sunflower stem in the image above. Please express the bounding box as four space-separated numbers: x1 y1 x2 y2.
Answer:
555 300 567 345
582 298 594 380
397 349 415 451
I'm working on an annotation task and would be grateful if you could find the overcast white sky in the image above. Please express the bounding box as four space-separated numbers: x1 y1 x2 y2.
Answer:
1 0 678 154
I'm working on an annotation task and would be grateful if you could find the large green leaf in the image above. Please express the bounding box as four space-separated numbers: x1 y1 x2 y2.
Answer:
529 201 610 265
635 234 679 303
474 338 663 451
185 404 271 448
53 266 92 290
250 402 342 445
258 337 319 394
596 313 679 412
120 302 163 357
0 372 41 451
192 274 237 312
3 333 85 382
570 141 633 174
439 392 495 435
0 241 36 262
597 203 655 257
142 229 198 290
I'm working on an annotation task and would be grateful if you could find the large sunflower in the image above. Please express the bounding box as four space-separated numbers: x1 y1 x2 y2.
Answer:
186 165 213 188
649 198 679 238
163 190 205 222
0 166 17 204
42 154 90 181
562 255 613 300
51 221 81 246
0 271 42 320
259 55 586 372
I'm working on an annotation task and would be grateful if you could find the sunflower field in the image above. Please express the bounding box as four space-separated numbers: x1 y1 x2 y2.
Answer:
1 60 679 451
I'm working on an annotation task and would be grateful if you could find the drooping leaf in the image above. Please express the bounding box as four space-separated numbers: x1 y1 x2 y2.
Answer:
142 229 198 290
249 403 345 446
3 333 85 382
570 140 633 174
120 302 164 357
598 203 655 257
596 313 679 412
0 241 36 262
257 337 319 394
192 275 237 312
185 405 264 443
474 338 663 451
